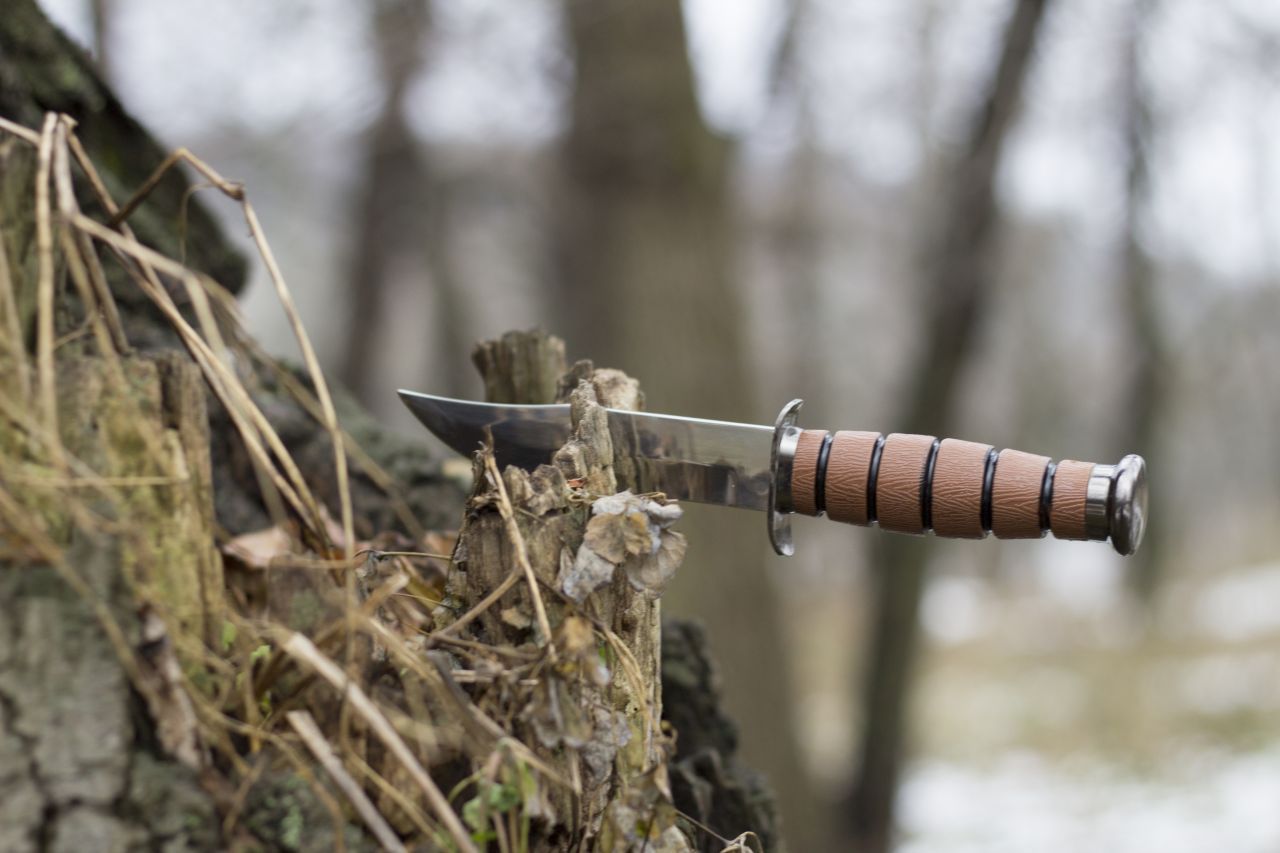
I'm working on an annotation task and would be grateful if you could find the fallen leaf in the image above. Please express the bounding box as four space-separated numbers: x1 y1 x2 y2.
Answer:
560 492 686 603
583 509 651 563
561 545 616 604
221 525 294 570
625 530 686 600
501 607 533 630
558 615 596 658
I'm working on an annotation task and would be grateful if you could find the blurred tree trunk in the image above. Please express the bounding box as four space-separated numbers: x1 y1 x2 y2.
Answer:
89 0 112 81
766 0 826 392
555 0 819 847
340 0 471 405
1118 0 1165 606
841 2 1053 850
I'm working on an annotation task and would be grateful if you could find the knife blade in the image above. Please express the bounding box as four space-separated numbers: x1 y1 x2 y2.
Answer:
399 390 1147 558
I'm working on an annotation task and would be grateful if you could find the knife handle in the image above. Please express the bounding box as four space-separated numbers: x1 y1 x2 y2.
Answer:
786 430 1147 555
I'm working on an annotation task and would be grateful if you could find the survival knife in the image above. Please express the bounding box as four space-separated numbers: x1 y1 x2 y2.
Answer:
399 392 1147 557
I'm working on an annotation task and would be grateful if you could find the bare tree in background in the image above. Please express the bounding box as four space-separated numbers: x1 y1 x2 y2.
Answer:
1118 0 1166 606
842 2 1054 850
765 0 826 392
88 0 111 80
341 0 470 404
555 0 820 845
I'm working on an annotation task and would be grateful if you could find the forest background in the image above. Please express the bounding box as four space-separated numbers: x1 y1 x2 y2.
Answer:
37 0 1280 850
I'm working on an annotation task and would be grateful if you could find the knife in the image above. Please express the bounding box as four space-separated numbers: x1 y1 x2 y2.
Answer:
399 391 1147 558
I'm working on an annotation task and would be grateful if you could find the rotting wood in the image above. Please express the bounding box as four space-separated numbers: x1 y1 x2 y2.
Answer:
439 330 691 849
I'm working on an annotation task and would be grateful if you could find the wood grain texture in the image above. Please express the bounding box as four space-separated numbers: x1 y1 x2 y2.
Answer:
1050 459 1093 540
876 433 935 534
992 449 1049 539
792 429 828 516
824 431 879 525
931 438 991 539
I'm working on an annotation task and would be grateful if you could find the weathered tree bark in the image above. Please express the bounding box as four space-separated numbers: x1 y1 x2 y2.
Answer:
0 354 225 852
454 332 682 848
841 2 1054 850
662 620 782 852
556 2 817 844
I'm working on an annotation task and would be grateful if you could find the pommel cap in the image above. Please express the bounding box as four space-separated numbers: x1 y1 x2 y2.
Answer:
1109 454 1147 556
1085 454 1148 555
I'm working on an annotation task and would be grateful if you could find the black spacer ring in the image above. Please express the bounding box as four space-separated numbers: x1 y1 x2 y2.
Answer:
1039 460 1057 533
866 434 886 524
981 448 999 533
921 437 942 532
814 432 834 516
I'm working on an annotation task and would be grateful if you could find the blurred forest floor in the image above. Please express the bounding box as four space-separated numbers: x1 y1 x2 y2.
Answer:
790 549 1280 850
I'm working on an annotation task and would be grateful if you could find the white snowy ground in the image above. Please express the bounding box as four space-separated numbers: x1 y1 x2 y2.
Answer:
899 745 1280 853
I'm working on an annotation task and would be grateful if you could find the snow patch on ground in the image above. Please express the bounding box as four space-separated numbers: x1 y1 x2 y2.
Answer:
898 746 1280 853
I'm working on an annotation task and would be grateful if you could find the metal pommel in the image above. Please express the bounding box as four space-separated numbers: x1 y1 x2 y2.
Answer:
1108 454 1148 556
1084 454 1148 555
768 399 804 557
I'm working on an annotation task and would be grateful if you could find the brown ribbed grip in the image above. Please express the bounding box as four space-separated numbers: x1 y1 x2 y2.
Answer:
824 431 879 525
1050 460 1092 540
991 449 1049 539
876 434 935 534
930 438 992 539
792 429 828 516
796 424 1109 546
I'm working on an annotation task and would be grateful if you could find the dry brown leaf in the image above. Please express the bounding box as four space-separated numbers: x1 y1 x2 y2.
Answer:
558 615 595 658
582 509 650 563
500 606 533 630
560 491 685 603
221 524 294 570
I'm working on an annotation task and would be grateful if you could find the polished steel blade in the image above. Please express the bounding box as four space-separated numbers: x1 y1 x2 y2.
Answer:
398 390 774 511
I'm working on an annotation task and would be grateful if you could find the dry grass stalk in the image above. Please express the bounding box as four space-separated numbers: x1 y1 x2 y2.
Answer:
281 631 478 853
108 145 355 559
483 452 555 656
287 710 408 853
33 114 59 456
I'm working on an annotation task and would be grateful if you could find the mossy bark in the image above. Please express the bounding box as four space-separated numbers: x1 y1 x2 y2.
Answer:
0 356 223 851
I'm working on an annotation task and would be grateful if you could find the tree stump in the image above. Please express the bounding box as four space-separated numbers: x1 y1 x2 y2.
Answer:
445 330 689 848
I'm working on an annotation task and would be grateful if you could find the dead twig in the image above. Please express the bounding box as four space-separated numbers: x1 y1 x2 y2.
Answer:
483 453 555 657
33 115 60 463
432 566 521 640
280 632 478 853
286 710 407 853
